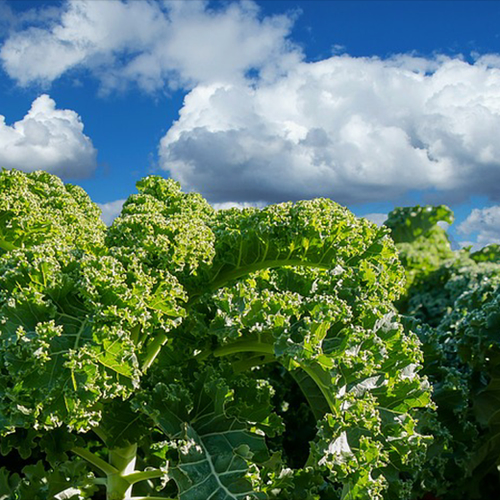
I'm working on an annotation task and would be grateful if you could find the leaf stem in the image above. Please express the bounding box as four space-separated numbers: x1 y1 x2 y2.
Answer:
130 324 141 345
0 237 16 252
187 259 332 304
93 426 109 445
213 340 337 414
298 363 338 416
123 468 165 485
209 258 330 290
213 340 274 357
71 447 118 475
108 444 138 498
142 332 168 371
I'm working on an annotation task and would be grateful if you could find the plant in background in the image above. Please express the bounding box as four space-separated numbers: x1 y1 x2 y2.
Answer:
385 205 500 499
0 169 434 500
384 205 455 295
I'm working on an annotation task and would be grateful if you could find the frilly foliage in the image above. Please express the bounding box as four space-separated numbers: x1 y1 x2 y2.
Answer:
386 204 500 499
384 205 454 291
0 170 435 499
0 169 105 253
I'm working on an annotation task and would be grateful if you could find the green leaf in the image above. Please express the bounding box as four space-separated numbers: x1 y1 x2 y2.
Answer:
188 199 398 298
106 176 215 277
0 460 97 500
470 243 500 263
170 424 265 500
140 369 269 500
385 205 454 244
0 171 438 500
0 467 21 499
0 169 105 254
98 399 153 449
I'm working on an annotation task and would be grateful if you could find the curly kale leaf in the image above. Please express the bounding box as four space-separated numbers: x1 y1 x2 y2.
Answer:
106 176 215 277
391 206 500 499
0 169 105 254
413 276 500 499
385 205 453 245
156 201 432 500
138 366 269 500
0 243 186 432
188 199 402 299
384 205 454 291
470 243 500 263
0 172 436 500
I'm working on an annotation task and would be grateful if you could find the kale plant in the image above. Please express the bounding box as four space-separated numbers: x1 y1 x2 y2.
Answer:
0 169 433 500
386 204 500 499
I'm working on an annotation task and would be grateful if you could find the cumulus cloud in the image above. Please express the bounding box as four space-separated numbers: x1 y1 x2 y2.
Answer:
159 55 500 205
0 0 300 92
458 206 500 249
5 0 500 210
97 199 126 225
0 94 97 178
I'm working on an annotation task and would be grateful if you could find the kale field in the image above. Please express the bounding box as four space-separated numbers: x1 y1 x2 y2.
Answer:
0 169 499 500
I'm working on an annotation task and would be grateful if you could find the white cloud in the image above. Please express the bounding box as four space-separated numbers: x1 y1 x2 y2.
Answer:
97 199 126 226
0 94 97 178
458 206 500 249
5 0 500 211
0 0 300 92
159 55 500 205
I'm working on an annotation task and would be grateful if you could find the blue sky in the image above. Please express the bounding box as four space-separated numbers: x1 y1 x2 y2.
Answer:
1 0 500 248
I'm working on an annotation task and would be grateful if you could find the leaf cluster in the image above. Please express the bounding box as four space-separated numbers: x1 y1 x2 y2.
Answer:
0 170 435 499
386 204 500 498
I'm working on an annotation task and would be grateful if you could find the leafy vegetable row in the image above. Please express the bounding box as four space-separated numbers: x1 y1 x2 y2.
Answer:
386 206 500 499
0 169 433 500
